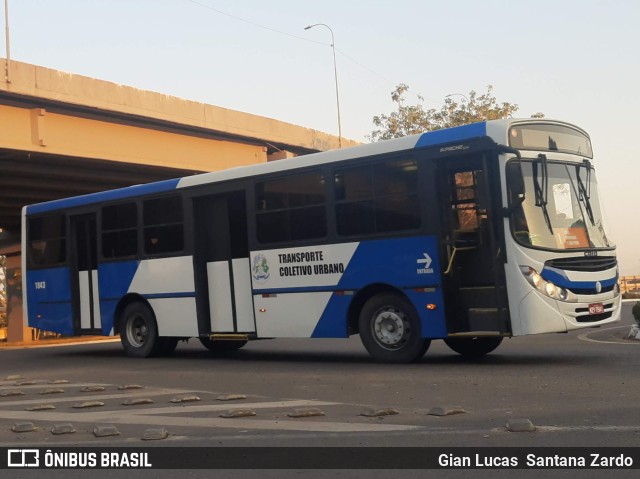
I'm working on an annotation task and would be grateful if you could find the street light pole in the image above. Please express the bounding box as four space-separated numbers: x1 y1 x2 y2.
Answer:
4 0 11 83
445 93 471 122
445 93 469 103
305 23 342 148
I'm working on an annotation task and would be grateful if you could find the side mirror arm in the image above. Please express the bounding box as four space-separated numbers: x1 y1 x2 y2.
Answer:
498 146 525 217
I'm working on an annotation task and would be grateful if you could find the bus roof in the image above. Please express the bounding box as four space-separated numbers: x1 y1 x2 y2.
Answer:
25 119 574 215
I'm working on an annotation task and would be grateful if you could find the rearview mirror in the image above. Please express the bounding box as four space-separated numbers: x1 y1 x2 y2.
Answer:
504 160 526 216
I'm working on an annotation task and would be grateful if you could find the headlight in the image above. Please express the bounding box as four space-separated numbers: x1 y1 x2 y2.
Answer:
558 288 569 301
532 273 543 288
545 282 557 297
520 265 573 302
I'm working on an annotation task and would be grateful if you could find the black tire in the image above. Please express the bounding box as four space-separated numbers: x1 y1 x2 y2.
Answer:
444 336 503 357
199 337 247 353
119 302 172 358
358 292 430 363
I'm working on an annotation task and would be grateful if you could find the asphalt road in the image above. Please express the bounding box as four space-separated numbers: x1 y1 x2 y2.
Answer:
1 303 638 478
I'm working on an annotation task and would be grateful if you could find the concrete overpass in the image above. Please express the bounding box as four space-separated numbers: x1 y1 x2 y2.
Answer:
0 58 357 242
0 58 357 342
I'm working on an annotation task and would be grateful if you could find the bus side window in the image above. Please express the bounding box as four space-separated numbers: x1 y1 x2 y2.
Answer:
143 196 184 255
102 202 137 259
28 215 67 268
335 158 420 236
255 171 327 244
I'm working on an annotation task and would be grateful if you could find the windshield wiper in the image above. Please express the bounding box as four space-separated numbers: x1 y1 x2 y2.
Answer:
532 154 553 234
576 160 595 226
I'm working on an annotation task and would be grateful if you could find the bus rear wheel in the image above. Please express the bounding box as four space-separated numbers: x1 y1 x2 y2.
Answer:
199 337 247 353
120 302 175 358
444 336 503 357
358 292 430 363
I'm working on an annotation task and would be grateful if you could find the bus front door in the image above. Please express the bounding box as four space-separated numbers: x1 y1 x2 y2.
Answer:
439 155 510 334
193 193 255 336
70 213 101 334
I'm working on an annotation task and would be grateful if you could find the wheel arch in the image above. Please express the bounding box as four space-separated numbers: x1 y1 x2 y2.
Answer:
347 283 409 335
113 293 153 335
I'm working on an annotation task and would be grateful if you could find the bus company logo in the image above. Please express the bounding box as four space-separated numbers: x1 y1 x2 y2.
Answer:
8 449 40 468
439 144 469 153
252 254 270 283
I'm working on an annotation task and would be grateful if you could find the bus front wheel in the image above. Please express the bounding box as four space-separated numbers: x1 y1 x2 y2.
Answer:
120 302 175 358
444 336 503 357
358 293 430 363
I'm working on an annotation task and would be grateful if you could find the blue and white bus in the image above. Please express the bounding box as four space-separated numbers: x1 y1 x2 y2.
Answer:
22 119 620 362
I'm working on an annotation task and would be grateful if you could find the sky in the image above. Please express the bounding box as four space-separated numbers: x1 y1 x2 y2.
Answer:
3 0 640 274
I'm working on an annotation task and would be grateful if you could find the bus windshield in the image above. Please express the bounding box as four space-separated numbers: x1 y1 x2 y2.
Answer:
510 160 613 250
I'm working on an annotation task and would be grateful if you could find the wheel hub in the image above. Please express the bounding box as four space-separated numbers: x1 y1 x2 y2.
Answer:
127 316 148 347
373 309 407 348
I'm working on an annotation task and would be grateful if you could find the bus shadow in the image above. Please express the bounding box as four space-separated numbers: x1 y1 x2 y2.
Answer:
51 340 607 368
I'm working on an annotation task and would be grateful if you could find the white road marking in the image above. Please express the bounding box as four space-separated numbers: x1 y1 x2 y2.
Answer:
98 400 340 417
0 338 120 350
577 324 640 345
107 415 420 433
0 387 193 407
0 382 109 389
0 409 418 433
0 384 418 433
493 425 640 433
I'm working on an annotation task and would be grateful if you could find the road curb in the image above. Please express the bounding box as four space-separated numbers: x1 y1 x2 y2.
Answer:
0 337 121 350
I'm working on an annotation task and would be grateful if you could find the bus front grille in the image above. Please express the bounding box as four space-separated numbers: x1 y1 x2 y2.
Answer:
568 285 615 295
545 257 617 272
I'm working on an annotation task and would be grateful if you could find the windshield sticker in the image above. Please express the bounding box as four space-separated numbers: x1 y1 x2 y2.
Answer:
553 227 589 249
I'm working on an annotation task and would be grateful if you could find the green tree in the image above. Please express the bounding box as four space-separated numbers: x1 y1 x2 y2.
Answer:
370 84 544 142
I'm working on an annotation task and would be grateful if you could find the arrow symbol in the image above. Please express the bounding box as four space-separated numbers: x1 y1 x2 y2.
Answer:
417 253 432 269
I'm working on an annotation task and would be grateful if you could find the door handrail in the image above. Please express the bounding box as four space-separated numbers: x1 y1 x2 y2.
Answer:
443 246 476 275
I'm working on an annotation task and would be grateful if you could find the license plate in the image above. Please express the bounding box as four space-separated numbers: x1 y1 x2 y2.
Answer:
588 303 604 315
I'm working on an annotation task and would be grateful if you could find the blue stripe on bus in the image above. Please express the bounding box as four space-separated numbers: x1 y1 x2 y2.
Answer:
26 179 181 215
142 292 196 299
253 284 432 295
98 261 141 335
311 293 353 338
541 267 618 291
415 122 487 149
252 285 339 295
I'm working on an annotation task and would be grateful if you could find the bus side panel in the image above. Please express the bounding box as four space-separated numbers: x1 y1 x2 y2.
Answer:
129 257 198 337
335 237 441 289
404 288 447 338
98 257 198 337
148 298 199 337
252 236 446 339
98 260 140 335
254 292 333 338
26 267 74 336
309 289 447 339
311 294 352 338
